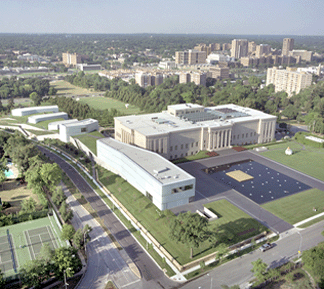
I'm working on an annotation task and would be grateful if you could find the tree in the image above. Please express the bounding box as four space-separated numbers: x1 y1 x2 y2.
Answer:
302 246 324 282
30 92 42 106
169 211 210 258
0 170 6 190
20 197 37 213
0 269 5 286
73 229 83 249
61 224 75 241
39 163 62 193
251 258 268 283
52 247 81 280
59 201 73 222
38 243 54 263
20 259 50 289
52 187 65 206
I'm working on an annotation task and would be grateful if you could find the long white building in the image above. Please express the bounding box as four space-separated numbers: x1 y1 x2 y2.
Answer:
114 103 276 160
97 138 196 210
27 112 68 124
12 105 59 117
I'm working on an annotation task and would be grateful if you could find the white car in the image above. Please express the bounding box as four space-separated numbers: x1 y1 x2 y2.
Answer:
260 243 273 252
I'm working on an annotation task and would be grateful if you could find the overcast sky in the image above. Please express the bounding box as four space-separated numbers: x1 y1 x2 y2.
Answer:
1 0 323 35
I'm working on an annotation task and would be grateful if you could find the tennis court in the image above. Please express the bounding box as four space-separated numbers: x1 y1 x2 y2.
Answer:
0 234 18 274
24 226 58 260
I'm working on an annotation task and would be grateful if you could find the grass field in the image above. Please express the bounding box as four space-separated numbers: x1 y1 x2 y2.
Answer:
0 216 66 278
50 80 99 96
97 166 267 265
205 200 267 240
261 189 324 224
260 140 324 181
9 115 65 131
73 131 105 155
0 180 41 214
79 96 142 115
172 151 211 164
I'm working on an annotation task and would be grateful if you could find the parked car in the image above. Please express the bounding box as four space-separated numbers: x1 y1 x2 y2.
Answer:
260 243 273 252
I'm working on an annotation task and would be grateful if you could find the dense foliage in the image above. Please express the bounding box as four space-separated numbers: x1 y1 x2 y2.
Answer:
65 71 110 90
47 95 122 126
0 76 54 99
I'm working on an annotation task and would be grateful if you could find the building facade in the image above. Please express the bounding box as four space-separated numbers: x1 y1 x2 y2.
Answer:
59 119 99 143
209 66 230 80
114 103 277 160
12 105 59 117
231 39 249 59
179 72 206 86
62 52 82 66
175 50 207 65
282 38 294 56
266 67 312 97
97 138 196 210
28 112 68 124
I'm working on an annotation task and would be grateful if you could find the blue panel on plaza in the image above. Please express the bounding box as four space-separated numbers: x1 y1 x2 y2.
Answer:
203 159 311 204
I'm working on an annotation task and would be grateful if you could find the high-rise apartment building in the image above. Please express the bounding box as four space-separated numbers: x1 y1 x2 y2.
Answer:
62 52 82 66
266 67 312 97
289 50 313 62
255 44 271 58
248 41 257 54
231 39 249 59
175 50 207 65
179 72 206 86
222 43 232 51
209 66 230 80
194 44 211 55
209 43 221 51
282 38 294 56
135 72 163 87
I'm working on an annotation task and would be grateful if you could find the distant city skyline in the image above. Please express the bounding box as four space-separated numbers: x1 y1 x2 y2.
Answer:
1 0 323 35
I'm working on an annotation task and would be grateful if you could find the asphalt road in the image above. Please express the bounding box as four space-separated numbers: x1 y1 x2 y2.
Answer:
179 221 324 289
63 183 139 289
39 146 179 289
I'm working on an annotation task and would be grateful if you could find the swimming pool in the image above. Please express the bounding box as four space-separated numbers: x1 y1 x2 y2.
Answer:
5 169 14 178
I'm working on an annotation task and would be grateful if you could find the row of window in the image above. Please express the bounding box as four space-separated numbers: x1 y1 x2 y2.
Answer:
232 131 257 140
170 142 199 152
171 184 194 194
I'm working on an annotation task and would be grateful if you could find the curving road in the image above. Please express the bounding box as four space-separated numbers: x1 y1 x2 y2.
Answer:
39 146 179 289
179 222 324 289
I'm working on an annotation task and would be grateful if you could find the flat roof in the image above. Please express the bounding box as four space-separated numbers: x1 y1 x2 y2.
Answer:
168 103 203 110
61 118 98 128
28 112 67 120
48 119 78 126
115 104 276 136
12 105 58 113
98 138 195 185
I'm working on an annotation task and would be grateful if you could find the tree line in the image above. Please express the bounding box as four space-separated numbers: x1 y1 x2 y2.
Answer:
0 76 55 99
47 95 122 127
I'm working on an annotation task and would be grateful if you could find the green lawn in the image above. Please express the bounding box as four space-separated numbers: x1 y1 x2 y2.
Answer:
260 140 324 182
261 189 324 225
73 131 104 155
10 116 65 130
172 151 211 164
0 216 66 278
205 200 267 240
79 96 142 115
97 166 268 265
50 80 98 96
